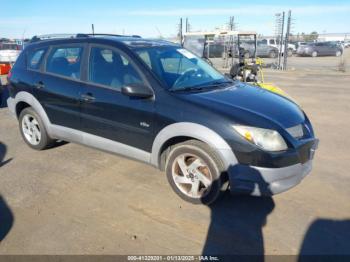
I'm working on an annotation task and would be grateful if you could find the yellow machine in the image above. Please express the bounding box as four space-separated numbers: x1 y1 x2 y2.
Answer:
254 58 290 96
233 56 295 103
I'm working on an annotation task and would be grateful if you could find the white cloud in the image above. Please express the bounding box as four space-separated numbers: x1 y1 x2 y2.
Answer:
129 4 350 16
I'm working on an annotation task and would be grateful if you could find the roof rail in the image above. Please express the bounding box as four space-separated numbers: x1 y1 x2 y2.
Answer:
30 33 142 43
30 34 78 42
77 33 142 38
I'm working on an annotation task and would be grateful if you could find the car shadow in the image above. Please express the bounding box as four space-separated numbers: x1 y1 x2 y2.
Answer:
0 195 13 242
0 142 12 168
0 86 9 108
202 193 274 259
0 141 14 242
201 165 275 261
298 219 350 261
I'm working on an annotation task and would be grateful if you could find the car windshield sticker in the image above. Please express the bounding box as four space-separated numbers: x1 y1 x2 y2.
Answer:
177 48 196 59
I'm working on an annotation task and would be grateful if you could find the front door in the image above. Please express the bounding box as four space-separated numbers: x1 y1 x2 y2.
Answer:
80 45 155 152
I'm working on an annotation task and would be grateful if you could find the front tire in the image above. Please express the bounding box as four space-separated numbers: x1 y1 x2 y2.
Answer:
311 51 318 57
19 107 54 150
165 140 227 205
335 50 342 57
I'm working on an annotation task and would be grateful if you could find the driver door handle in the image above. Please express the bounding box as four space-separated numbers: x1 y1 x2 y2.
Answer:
35 81 45 89
81 93 95 102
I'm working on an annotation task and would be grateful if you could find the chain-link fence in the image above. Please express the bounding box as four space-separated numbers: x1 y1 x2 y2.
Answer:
183 33 350 73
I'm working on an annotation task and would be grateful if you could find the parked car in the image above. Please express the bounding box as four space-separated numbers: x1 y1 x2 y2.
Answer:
260 38 295 57
7 34 318 204
0 42 22 87
297 42 343 57
240 41 279 58
292 41 310 50
344 40 350 48
0 42 21 63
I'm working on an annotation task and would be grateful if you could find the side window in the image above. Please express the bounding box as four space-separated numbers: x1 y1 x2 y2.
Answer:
270 39 276 45
46 46 83 79
28 49 46 70
137 50 152 68
88 47 143 90
261 39 267 45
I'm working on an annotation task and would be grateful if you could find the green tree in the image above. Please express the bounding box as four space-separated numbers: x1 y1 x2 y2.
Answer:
304 31 318 41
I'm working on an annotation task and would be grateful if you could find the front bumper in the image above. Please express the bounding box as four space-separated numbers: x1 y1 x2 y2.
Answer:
228 139 318 196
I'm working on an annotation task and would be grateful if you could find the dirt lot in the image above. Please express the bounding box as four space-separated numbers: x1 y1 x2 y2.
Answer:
0 69 350 258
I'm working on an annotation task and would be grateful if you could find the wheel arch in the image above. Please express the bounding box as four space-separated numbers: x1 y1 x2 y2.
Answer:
151 122 238 171
10 91 52 133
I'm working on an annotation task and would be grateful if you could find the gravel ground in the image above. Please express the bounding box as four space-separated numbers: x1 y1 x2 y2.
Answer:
0 68 349 258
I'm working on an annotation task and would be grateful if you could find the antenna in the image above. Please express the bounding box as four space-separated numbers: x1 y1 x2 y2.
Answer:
155 26 163 39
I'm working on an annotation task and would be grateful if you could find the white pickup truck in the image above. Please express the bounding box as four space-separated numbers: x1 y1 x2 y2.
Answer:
0 43 21 86
261 38 296 57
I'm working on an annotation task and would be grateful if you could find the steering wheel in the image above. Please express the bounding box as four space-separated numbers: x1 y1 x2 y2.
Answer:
173 68 199 88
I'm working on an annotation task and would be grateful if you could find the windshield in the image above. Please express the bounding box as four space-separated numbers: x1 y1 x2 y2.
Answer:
135 46 227 91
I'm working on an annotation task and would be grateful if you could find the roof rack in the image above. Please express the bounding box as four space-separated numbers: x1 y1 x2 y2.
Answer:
30 33 142 42
30 34 77 42
76 33 142 38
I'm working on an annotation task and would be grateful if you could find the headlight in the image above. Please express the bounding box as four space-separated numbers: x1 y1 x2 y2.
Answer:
232 125 287 151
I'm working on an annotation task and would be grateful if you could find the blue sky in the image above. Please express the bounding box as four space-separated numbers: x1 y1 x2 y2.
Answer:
1 0 349 39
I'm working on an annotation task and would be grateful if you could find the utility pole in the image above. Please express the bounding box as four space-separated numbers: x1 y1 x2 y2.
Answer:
283 10 292 70
91 24 95 35
179 18 183 46
278 12 285 70
228 16 235 31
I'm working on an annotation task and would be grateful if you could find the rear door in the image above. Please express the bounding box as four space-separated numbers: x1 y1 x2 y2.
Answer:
79 45 155 152
34 44 85 130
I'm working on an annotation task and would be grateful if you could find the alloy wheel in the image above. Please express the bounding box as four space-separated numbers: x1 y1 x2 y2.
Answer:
171 153 213 199
21 114 41 146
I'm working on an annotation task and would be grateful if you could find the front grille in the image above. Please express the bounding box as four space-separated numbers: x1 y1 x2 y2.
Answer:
287 124 304 139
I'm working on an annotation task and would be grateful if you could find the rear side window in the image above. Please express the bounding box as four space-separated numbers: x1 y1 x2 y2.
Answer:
46 47 83 79
88 47 143 90
28 48 46 70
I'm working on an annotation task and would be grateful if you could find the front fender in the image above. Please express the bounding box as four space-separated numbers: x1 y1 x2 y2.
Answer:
150 122 238 170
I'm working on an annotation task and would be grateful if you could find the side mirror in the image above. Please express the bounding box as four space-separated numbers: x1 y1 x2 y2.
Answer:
121 83 153 98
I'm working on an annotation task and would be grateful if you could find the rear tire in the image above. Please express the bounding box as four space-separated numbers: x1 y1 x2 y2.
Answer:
165 140 227 205
311 51 318 57
19 107 54 150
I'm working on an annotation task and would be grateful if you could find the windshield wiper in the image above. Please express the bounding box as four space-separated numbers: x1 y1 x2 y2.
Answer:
201 80 234 87
169 80 234 92
169 86 205 92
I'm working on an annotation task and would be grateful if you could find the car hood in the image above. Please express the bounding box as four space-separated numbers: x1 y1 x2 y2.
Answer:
179 83 305 128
